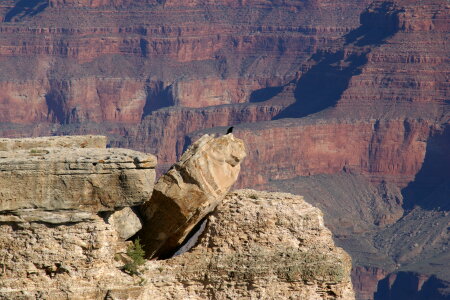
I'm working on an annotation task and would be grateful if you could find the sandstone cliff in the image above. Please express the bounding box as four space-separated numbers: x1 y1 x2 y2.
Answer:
0 135 356 299
0 135 157 299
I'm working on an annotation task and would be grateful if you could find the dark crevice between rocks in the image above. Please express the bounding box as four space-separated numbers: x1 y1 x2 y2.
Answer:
137 213 210 261
160 217 209 260
98 210 113 221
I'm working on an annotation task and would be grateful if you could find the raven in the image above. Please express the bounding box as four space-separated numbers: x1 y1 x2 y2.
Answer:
226 126 234 134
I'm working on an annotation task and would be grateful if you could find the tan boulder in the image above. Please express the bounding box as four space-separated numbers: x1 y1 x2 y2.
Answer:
107 207 143 240
140 133 246 258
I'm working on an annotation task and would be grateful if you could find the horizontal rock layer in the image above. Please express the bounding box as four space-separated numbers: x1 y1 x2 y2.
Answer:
0 147 156 213
0 136 156 227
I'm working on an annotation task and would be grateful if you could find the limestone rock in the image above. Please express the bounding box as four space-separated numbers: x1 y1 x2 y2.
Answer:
0 135 107 151
0 144 157 213
0 135 158 299
107 207 143 240
141 190 355 299
140 133 246 258
0 190 356 300
0 214 138 300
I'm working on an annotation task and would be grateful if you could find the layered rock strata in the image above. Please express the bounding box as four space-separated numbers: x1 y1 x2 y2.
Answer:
0 135 157 298
0 0 448 299
0 0 371 152
140 133 246 259
0 141 156 213
0 135 355 299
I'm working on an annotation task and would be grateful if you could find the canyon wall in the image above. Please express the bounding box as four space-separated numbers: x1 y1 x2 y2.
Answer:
0 0 448 299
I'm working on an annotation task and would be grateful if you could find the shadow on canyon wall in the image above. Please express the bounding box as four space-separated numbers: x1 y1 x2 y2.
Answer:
249 86 284 103
142 81 175 118
402 125 450 211
374 272 450 300
345 1 400 47
45 80 69 124
272 50 368 119
272 1 401 120
4 0 48 22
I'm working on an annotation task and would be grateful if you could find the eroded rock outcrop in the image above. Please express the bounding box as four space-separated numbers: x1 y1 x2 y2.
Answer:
140 133 246 259
0 135 157 299
0 135 356 299
139 190 355 300
0 140 156 213
0 1 447 298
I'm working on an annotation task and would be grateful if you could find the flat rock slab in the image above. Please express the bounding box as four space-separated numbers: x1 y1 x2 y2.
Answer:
0 147 156 212
0 135 107 151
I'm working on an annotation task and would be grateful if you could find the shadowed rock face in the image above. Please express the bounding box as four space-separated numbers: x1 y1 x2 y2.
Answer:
140 133 246 259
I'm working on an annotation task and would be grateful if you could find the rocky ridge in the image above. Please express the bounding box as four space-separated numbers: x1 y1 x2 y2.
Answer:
140 190 355 300
0 135 355 299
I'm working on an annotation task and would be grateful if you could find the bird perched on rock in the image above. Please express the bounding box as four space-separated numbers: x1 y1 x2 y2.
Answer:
226 126 234 134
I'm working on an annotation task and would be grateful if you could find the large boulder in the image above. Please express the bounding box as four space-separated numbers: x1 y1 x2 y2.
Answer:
140 133 246 258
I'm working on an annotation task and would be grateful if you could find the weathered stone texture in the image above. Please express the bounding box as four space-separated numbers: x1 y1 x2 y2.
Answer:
140 133 246 258
0 135 107 151
0 215 136 299
107 207 143 240
141 190 355 300
0 190 355 300
0 145 156 212
0 135 157 299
